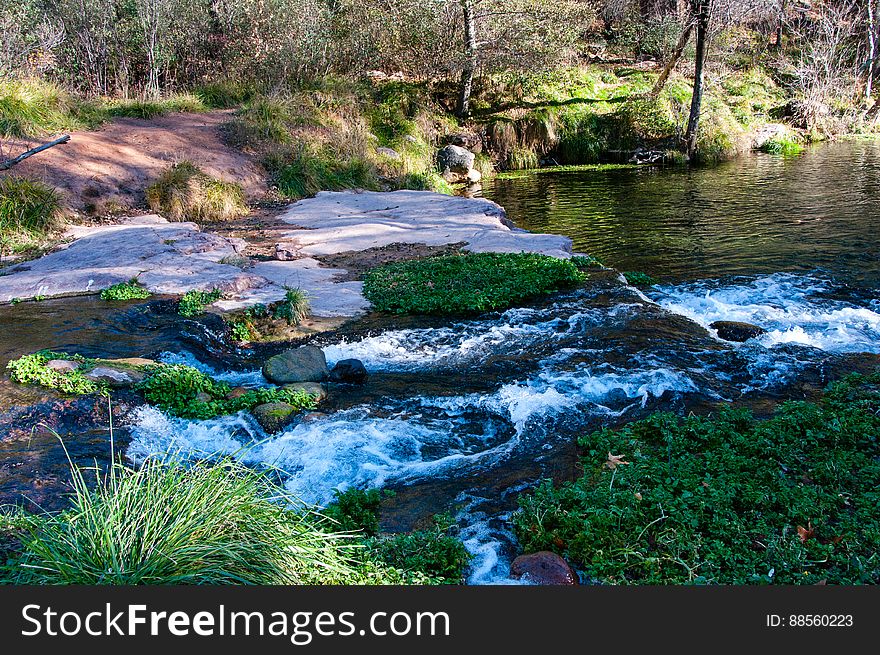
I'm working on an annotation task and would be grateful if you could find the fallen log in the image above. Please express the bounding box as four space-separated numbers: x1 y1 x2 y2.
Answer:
0 135 71 171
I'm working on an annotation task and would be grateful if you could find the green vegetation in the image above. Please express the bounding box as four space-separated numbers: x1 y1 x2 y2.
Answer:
100 280 151 301
363 252 586 315
0 456 373 585
513 372 880 584
0 176 61 251
178 288 222 317
6 350 103 395
146 162 248 223
760 135 805 156
622 271 658 287
324 488 471 584
570 254 604 269
273 287 310 325
137 364 317 420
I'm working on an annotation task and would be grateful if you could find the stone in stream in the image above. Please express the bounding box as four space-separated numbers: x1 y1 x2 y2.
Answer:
283 382 328 402
328 358 368 384
709 320 767 343
226 386 251 399
46 359 80 373
510 551 579 585
251 402 298 433
83 365 145 388
262 346 329 384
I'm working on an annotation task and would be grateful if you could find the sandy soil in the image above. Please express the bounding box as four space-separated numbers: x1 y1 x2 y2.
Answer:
14 111 267 214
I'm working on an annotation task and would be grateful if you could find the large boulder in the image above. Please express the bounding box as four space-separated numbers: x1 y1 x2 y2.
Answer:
709 321 767 343
437 144 475 176
251 402 298 433
329 359 368 384
510 551 579 585
262 346 329 384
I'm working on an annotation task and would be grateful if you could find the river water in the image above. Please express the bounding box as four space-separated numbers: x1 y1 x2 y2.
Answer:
2 141 879 584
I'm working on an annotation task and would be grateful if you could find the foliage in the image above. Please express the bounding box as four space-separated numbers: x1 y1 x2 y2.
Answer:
100 280 151 301
323 488 391 537
760 136 804 156
136 364 317 420
273 145 377 200
363 252 586 315
1 456 367 585
570 254 603 269
622 271 658 287
0 176 61 251
272 287 310 325
513 372 880 584
6 350 103 395
228 318 255 343
178 288 222 317
146 162 248 223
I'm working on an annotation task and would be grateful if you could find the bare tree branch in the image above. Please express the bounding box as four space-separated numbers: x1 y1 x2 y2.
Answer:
0 135 70 171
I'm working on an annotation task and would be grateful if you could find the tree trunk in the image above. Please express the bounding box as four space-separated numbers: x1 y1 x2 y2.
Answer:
456 0 478 119
684 0 711 159
650 15 695 97
867 0 878 100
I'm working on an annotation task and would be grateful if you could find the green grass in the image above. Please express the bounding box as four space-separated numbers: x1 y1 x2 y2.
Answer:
146 162 248 223
6 350 104 395
760 135 804 156
272 145 377 200
272 287 310 325
136 364 317 420
100 280 151 301
0 456 365 585
178 288 222 316
363 252 586 315
513 372 880 584
104 94 208 120
0 176 61 251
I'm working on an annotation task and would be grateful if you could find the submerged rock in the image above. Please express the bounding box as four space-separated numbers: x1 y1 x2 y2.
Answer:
262 346 329 384
83 365 145 388
329 358 368 384
252 402 298 433
225 386 251 399
710 320 767 342
510 551 579 585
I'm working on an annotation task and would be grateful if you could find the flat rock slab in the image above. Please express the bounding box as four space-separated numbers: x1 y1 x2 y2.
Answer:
275 190 573 258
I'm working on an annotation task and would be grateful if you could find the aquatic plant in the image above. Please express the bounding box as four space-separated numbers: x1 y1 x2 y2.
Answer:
136 363 317 420
6 350 103 395
178 288 222 316
146 162 248 223
100 280 151 301
363 252 586 315
513 372 880 584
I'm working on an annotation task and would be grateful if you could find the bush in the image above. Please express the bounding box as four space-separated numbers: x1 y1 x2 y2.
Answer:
136 364 317 420
1 457 365 585
513 372 880 584
146 162 248 223
622 271 657 287
323 488 392 537
363 252 586 315
178 288 222 316
6 350 103 395
100 280 151 301
0 176 61 249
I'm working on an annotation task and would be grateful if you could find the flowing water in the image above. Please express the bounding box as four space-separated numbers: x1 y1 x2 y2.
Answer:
2 141 879 583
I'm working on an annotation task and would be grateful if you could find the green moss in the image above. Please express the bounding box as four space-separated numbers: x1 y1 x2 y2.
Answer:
513 372 880 584
363 252 586 315
100 280 151 301
136 364 317 420
146 162 248 223
178 288 222 317
6 350 104 395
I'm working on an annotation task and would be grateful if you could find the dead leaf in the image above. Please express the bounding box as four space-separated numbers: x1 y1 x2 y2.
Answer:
634 492 643 501
797 521 815 543
605 452 630 470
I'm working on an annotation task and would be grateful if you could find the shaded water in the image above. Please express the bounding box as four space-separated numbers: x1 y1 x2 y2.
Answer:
2 142 879 584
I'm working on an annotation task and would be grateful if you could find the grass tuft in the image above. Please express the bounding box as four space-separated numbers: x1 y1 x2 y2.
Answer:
146 162 248 223
0 176 61 251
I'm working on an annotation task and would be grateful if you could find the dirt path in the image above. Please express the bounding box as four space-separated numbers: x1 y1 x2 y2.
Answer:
14 111 267 214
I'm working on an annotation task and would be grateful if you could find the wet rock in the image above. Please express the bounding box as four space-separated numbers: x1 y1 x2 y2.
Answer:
299 411 328 423
262 345 329 384
226 386 250 399
329 359 368 384
283 382 328 402
103 357 156 368
710 320 767 342
252 402 298 433
46 359 80 373
510 551 579 585
84 365 145 388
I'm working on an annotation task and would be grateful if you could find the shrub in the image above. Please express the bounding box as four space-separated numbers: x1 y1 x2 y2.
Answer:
0 176 61 249
622 271 658 287
136 364 317 420
272 287 310 325
178 288 222 317
146 162 248 223
100 280 151 301
6 350 103 395
323 488 390 537
2 456 363 585
513 372 880 584
363 252 586 315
